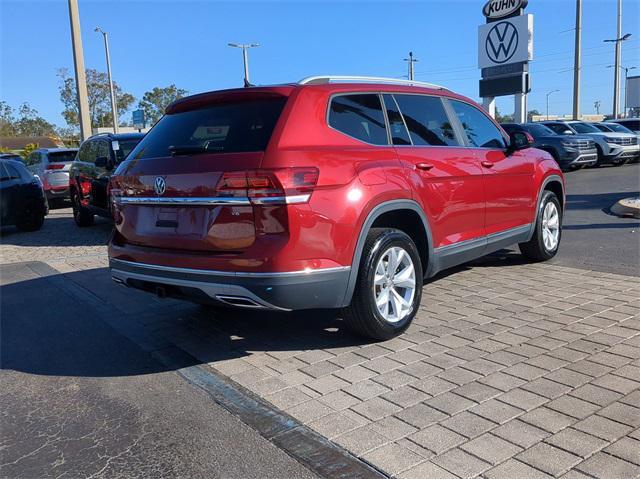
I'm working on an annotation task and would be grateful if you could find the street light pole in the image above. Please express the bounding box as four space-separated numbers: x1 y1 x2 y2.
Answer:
604 0 631 119
609 65 638 117
546 89 560 120
228 43 259 87
67 0 91 140
572 0 582 120
95 27 118 133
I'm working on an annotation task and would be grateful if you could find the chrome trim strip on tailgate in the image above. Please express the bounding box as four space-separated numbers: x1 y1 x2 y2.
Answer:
110 258 351 278
115 197 251 206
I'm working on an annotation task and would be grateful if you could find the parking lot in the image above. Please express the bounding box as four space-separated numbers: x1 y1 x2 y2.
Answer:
1 164 639 478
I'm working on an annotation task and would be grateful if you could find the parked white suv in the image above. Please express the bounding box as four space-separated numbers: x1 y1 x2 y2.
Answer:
26 148 78 204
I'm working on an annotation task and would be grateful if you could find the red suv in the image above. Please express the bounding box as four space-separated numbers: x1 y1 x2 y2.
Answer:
108 76 564 340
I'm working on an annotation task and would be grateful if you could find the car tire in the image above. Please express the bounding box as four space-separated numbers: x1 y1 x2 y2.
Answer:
612 158 629 167
519 191 562 262
593 145 605 167
71 189 94 227
16 200 45 232
342 228 423 340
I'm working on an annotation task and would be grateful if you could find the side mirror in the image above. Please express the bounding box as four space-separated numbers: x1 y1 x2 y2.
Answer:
563 129 574 135
507 131 534 154
95 156 113 169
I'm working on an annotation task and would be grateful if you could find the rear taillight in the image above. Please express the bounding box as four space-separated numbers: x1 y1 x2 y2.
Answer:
46 164 65 170
215 168 319 205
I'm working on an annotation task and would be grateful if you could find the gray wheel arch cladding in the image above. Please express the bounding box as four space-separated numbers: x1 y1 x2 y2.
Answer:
340 199 434 308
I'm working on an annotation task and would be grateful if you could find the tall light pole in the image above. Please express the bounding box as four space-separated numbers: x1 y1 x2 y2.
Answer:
594 100 601 114
546 89 560 120
67 0 91 140
404 52 418 81
608 65 637 117
572 0 582 120
604 0 631 118
228 43 259 87
95 27 118 133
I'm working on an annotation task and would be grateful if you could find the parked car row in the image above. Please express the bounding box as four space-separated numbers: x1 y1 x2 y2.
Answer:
502 119 639 171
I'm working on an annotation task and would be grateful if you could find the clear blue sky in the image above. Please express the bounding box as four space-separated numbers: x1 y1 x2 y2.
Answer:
1 0 638 127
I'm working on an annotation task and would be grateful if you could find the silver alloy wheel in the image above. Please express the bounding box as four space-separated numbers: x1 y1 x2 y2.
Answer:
541 201 560 251
373 246 416 323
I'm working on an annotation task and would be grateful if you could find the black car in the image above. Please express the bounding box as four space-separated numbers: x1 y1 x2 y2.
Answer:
501 122 597 171
0 158 48 231
69 132 144 226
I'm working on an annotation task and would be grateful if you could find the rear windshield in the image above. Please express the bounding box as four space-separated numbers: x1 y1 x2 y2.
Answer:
524 123 556 138
48 151 77 162
616 120 639 131
129 98 286 160
114 139 143 162
606 123 634 134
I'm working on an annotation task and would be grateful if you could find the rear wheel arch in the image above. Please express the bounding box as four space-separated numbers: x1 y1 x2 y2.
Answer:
544 179 564 211
341 200 434 307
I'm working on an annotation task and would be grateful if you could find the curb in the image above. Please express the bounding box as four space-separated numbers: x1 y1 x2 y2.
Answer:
610 197 640 219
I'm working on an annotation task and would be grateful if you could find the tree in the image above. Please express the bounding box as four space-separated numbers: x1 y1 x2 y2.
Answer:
527 110 541 122
20 143 39 161
138 84 188 126
58 68 135 130
495 107 514 123
0 101 56 137
14 103 57 136
0 101 16 136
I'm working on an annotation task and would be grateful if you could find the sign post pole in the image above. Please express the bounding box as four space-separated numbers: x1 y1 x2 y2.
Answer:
515 93 526 123
483 97 496 118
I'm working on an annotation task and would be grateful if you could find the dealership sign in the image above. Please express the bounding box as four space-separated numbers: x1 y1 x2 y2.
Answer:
478 14 533 69
483 0 528 20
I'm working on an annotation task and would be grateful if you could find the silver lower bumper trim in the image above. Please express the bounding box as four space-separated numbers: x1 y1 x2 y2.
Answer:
111 268 290 311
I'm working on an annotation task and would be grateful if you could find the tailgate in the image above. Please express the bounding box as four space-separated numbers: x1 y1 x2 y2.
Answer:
112 153 262 252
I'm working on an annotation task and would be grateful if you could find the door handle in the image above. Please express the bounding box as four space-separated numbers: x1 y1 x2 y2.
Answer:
481 160 494 168
416 162 434 171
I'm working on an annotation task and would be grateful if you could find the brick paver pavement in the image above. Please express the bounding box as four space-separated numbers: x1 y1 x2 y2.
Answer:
2 207 639 478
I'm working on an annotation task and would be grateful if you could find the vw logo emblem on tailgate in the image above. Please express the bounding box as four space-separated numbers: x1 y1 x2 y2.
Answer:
486 21 518 64
154 176 166 196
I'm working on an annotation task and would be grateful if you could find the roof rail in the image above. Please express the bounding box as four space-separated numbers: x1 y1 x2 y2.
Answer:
298 75 447 90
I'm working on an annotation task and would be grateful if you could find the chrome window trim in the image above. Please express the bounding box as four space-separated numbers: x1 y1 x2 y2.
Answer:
115 196 251 206
110 258 351 278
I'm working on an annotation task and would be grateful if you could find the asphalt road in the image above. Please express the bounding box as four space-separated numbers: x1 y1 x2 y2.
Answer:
0 262 318 479
550 162 640 276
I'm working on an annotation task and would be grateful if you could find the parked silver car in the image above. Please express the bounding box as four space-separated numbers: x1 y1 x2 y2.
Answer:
26 148 78 203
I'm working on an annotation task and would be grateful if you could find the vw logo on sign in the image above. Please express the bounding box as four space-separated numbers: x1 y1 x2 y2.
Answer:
154 176 166 196
486 21 519 64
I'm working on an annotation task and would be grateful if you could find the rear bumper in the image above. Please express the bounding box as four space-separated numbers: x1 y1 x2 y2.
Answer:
109 258 351 311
